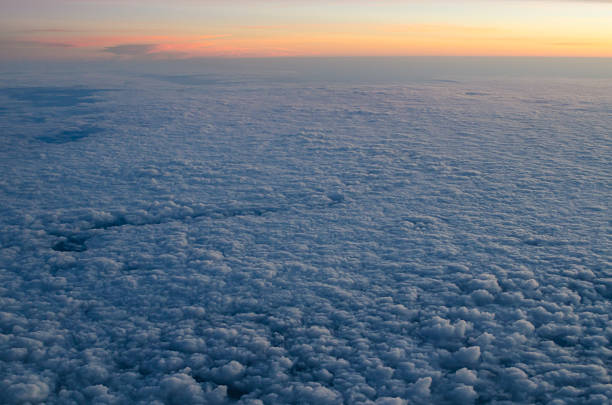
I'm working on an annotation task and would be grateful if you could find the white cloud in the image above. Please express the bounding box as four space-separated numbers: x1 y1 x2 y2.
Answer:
0 59 610 403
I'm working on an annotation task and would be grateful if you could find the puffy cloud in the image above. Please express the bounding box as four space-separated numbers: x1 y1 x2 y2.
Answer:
0 375 50 404
0 61 610 404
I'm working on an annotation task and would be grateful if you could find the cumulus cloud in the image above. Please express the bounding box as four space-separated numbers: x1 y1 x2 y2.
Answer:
0 60 610 404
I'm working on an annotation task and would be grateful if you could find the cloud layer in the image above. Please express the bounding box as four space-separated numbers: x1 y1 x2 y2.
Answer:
0 61 610 403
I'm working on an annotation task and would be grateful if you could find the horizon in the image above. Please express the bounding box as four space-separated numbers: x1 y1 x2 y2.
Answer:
3 55 612 81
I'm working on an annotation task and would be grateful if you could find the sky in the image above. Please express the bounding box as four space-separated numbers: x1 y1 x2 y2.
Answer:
1 0 612 60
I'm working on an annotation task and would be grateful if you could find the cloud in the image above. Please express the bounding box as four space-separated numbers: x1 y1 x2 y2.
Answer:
101 43 189 59
0 61 610 404
0 40 74 48
103 43 157 56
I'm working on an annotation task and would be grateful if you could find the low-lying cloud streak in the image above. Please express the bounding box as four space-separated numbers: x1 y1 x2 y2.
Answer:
103 43 157 56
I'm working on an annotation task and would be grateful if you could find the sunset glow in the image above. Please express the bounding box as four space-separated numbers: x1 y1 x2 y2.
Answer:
1 0 612 59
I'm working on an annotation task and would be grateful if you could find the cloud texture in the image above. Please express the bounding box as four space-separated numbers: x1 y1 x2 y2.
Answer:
0 61 610 404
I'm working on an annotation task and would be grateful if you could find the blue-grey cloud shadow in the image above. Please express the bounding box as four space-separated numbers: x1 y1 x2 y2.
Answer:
38 127 104 144
3 87 105 107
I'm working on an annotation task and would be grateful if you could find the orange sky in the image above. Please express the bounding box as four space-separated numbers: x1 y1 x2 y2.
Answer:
1 0 611 59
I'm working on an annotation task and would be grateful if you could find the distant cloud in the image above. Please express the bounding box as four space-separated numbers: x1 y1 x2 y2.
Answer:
32 41 75 48
0 40 74 48
101 44 189 59
103 43 157 56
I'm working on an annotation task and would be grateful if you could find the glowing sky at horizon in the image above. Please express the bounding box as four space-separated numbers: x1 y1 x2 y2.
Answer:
1 0 611 59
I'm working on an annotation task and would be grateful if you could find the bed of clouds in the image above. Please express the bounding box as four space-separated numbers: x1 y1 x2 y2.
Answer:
0 61 610 404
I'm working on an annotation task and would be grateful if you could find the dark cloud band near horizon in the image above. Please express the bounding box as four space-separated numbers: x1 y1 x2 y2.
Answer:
103 44 157 56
